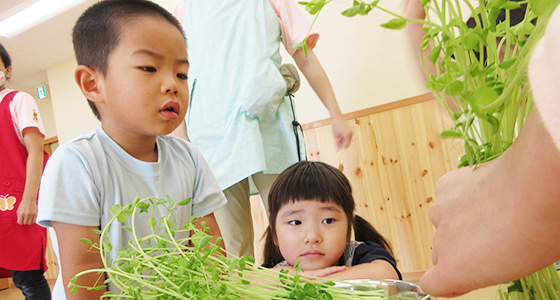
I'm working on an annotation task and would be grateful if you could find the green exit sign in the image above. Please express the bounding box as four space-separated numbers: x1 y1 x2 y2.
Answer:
37 85 46 100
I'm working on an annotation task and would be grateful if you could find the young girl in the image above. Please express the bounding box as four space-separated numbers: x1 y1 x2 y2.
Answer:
262 161 402 280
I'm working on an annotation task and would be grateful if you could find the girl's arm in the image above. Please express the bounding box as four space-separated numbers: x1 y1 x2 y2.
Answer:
269 260 398 280
292 48 353 150
18 127 44 225
270 265 346 277
51 221 106 299
323 260 399 280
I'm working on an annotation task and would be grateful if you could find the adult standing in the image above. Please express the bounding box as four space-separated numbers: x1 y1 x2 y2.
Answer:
0 43 51 299
173 0 353 258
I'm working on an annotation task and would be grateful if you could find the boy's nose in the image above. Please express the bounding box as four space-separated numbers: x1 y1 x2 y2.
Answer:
162 76 179 94
165 88 178 94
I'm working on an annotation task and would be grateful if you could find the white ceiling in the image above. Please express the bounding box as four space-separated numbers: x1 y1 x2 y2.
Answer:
0 0 179 91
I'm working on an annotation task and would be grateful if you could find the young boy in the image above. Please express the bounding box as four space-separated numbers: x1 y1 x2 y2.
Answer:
36 1 227 299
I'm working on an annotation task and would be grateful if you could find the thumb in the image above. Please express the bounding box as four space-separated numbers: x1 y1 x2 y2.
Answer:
420 266 467 297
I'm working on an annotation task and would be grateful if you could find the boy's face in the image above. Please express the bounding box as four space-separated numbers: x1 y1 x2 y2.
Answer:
96 15 189 139
275 199 348 270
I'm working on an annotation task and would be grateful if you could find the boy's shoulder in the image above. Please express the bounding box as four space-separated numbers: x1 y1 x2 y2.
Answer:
157 134 203 159
55 127 104 153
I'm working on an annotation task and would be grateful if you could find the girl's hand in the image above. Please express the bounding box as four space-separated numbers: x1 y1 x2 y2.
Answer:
272 265 346 277
331 116 353 150
302 266 347 277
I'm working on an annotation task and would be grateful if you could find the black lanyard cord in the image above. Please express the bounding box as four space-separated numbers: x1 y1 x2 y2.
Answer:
288 94 305 162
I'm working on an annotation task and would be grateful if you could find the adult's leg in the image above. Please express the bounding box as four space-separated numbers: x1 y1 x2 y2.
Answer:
10 270 51 300
251 172 279 215
213 178 254 258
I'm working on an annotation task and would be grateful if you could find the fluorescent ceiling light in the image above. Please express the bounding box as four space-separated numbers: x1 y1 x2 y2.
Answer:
0 0 88 38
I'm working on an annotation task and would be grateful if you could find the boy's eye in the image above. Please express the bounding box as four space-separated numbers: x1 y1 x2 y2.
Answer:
322 218 335 225
140 66 157 72
288 220 301 226
177 73 188 80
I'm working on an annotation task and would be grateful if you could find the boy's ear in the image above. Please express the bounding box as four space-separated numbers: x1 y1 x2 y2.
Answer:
75 65 103 103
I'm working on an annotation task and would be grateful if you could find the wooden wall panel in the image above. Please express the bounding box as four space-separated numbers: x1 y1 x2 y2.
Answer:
252 98 463 273
45 230 59 280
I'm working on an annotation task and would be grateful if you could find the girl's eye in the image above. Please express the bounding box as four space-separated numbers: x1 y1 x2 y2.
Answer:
140 66 157 72
322 218 335 225
288 220 301 226
177 73 188 80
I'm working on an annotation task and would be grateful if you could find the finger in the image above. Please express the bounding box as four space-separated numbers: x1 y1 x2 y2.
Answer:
419 266 446 296
427 201 442 228
420 264 468 297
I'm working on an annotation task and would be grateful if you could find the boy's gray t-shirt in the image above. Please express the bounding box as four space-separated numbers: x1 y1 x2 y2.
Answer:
37 127 227 299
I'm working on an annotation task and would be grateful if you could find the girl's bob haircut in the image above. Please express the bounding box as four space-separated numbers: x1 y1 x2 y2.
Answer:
263 161 393 266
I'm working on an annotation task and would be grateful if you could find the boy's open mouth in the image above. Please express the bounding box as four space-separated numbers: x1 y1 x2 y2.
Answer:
160 102 180 120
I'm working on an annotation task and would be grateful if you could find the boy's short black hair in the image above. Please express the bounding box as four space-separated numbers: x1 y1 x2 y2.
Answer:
0 43 12 69
73 0 185 120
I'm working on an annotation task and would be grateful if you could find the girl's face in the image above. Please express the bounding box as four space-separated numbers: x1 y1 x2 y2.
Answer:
275 199 348 270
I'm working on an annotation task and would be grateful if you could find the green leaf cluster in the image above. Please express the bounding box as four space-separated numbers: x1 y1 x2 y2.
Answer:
70 196 393 299
296 0 560 167
498 265 560 300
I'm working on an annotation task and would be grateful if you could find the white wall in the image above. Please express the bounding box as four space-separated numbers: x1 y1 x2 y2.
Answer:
46 58 99 144
45 0 431 142
285 1 428 123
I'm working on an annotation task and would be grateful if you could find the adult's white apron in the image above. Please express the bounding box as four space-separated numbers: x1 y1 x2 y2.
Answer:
182 0 305 190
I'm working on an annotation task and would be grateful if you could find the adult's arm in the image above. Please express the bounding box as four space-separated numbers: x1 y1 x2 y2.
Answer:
419 108 560 296
404 0 436 81
18 127 44 225
292 48 353 149
404 0 458 112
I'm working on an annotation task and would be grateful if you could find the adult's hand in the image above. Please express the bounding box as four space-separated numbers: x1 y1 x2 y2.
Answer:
16 197 38 225
331 115 353 150
420 109 560 296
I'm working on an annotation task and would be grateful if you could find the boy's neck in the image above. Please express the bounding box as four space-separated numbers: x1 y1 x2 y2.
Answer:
102 124 159 162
